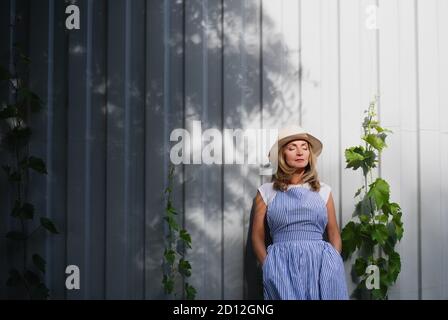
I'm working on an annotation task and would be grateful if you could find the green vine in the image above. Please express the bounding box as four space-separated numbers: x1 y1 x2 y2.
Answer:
0 18 59 299
341 97 403 300
162 164 196 299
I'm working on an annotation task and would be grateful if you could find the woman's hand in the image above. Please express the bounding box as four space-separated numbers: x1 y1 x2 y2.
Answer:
325 192 342 254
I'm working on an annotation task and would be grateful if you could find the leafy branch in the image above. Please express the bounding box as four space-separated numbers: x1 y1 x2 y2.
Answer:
162 164 196 299
1 18 59 299
341 97 403 300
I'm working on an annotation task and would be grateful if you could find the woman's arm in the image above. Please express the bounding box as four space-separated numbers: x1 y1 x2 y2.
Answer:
252 191 268 266
325 192 342 253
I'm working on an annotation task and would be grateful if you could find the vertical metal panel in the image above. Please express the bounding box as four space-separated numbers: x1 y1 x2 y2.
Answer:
301 0 322 132
339 0 365 295
203 0 224 299
166 0 186 299
261 0 300 129
223 0 244 300
88 0 107 299
126 0 146 299
145 0 166 300
184 0 219 299
28 0 50 299
66 0 90 299
319 0 341 228
0 0 12 299
49 0 69 300
105 0 127 299
438 0 448 298
379 0 419 299
241 0 263 300
417 0 443 299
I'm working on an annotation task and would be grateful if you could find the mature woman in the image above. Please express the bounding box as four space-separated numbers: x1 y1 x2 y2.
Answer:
252 126 348 300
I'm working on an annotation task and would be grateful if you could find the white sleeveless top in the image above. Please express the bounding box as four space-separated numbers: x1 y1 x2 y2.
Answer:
257 182 332 207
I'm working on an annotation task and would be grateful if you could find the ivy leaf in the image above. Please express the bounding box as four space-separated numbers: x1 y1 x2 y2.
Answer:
179 229 192 249
395 224 404 240
381 238 394 255
367 178 390 209
164 215 179 232
162 275 174 294
388 251 401 283
353 195 375 218
345 146 376 175
385 202 402 223
362 150 377 172
363 134 387 152
354 257 368 277
164 249 176 265
6 231 27 240
387 222 398 243
371 286 387 300
185 282 196 300
178 259 192 277
345 146 365 170
166 201 177 215
32 254 46 273
372 224 389 245
374 214 389 223
359 237 375 257
40 217 59 234
341 222 360 259
27 156 47 174
359 214 370 223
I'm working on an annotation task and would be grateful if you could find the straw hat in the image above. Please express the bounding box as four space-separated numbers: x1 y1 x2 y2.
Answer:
268 125 323 164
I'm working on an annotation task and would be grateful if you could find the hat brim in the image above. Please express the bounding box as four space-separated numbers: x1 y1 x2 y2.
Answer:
268 133 322 164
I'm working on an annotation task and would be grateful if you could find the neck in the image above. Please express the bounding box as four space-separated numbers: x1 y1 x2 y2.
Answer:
290 169 305 184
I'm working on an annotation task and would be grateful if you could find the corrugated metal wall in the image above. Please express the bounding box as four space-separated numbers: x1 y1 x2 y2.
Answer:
0 0 447 299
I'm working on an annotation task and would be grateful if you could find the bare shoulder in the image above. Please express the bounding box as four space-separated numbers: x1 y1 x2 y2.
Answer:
257 182 275 206
319 182 332 204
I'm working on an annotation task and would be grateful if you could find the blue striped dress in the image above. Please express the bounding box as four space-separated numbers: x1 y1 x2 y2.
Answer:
258 182 348 300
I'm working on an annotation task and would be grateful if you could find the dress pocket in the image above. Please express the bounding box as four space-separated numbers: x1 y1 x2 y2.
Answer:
262 245 272 271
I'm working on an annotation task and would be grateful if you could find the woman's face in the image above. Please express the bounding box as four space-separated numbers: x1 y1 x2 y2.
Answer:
283 139 310 169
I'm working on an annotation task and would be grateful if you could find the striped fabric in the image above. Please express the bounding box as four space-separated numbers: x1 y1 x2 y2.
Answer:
262 185 349 300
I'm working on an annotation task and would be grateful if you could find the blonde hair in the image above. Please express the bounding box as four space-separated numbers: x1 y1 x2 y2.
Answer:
271 140 321 192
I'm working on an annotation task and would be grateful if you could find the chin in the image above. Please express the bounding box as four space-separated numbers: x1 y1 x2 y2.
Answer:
290 163 307 169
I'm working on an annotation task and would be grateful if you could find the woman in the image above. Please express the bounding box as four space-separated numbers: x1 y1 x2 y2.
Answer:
252 126 349 300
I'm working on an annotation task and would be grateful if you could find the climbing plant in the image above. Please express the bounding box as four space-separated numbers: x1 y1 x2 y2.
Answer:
162 164 196 299
341 98 403 300
0 18 59 299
